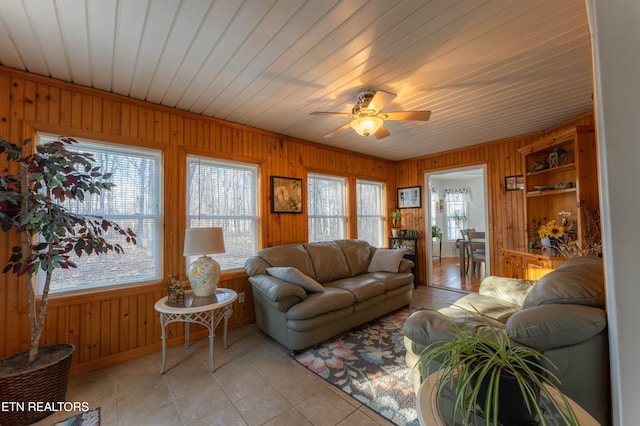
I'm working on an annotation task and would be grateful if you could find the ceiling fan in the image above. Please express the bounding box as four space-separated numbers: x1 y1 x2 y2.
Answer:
310 90 431 140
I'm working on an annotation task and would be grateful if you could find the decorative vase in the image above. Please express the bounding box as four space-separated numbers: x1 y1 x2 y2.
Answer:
474 370 541 425
541 236 556 254
187 255 220 297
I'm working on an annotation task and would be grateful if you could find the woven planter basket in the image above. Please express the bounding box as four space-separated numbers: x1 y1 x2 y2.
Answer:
0 343 75 426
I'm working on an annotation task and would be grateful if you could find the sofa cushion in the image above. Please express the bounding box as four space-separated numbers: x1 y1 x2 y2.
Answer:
479 276 536 307
366 271 414 291
325 276 385 302
335 239 374 276
523 256 605 309
367 248 405 273
440 293 522 323
303 241 352 283
266 267 324 292
258 243 317 279
286 287 354 320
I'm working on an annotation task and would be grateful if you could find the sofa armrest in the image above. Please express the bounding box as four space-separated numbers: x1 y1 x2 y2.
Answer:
399 258 415 273
402 309 498 347
248 275 307 302
506 304 607 351
479 276 536 306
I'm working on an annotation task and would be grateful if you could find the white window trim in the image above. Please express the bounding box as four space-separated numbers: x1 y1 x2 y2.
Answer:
308 173 347 242
356 179 384 247
186 155 259 270
37 134 163 294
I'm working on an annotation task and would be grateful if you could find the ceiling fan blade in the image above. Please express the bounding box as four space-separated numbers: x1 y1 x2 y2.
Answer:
374 126 390 140
310 111 351 117
324 122 352 138
368 90 396 113
384 111 431 121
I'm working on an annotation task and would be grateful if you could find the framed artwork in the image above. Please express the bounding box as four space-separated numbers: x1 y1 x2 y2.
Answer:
397 186 422 209
505 175 524 191
270 176 303 213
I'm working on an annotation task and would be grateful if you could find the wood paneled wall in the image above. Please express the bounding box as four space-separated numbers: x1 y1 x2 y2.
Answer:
394 112 595 286
0 66 594 373
0 67 393 372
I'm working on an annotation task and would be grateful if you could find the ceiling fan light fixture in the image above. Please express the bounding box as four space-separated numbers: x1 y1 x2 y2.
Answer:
350 116 383 137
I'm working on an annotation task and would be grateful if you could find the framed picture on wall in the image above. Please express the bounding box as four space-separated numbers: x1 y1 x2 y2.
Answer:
270 176 303 213
397 186 422 209
505 175 524 191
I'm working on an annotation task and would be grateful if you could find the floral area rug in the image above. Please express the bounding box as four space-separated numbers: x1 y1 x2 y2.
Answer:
292 306 421 426
51 407 100 426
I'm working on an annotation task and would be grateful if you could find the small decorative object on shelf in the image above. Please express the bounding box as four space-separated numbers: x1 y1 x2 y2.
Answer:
554 181 573 190
533 160 548 171
390 209 403 237
165 275 187 307
548 147 568 168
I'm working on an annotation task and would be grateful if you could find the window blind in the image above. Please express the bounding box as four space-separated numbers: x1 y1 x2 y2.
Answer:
37 134 163 293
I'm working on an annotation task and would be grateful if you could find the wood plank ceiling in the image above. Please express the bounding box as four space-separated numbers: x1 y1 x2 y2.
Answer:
0 0 593 161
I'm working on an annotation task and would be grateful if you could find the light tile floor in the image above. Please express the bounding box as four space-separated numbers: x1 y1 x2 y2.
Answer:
35 286 465 426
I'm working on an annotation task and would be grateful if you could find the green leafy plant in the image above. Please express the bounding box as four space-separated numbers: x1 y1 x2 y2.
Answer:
431 225 442 239
419 311 578 425
0 135 136 363
390 209 403 228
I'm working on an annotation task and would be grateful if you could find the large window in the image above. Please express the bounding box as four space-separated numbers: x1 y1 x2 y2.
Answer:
186 156 258 269
445 188 469 241
38 135 163 293
308 174 346 242
356 180 384 247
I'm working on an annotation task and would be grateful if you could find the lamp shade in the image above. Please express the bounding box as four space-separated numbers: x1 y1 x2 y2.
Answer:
183 227 225 256
350 116 383 137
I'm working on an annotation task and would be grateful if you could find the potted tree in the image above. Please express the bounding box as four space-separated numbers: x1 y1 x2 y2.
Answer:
419 315 578 425
0 135 136 425
390 209 403 237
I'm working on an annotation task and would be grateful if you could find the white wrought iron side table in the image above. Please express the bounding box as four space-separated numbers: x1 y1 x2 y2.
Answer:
154 288 237 374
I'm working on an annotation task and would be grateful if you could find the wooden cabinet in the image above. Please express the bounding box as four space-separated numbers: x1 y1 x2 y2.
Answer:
500 248 567 280
389 237 418 286
519 126 599 248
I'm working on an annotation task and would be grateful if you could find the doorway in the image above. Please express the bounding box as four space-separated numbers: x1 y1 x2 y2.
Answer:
424 165 490 292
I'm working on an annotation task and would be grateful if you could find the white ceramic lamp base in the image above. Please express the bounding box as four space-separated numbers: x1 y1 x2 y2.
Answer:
188 255 221 297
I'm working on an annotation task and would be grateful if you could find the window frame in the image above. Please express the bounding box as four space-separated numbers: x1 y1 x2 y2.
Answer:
356 179 385 247
445 190 469 241
36 133 164 294
185 155 259 270
307 173 347 242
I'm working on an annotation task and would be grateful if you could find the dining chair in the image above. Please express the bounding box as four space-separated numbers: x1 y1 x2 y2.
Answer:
468 231 486 278
459 228 475 274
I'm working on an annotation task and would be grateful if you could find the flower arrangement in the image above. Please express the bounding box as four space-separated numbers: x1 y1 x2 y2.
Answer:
165 274 188 306
537 220 566 240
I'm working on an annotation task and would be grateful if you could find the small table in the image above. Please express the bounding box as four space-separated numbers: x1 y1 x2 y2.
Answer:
417 371 599 425
154 288 237 374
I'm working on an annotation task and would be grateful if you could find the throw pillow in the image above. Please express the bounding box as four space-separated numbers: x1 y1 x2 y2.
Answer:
367 248 406 273
266 267 325 292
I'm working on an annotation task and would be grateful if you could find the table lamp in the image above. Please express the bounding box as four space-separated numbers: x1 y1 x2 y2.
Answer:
183 227 225 297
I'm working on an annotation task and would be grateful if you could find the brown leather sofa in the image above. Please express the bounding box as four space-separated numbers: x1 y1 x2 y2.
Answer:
403 256 610 425
244 239 414 351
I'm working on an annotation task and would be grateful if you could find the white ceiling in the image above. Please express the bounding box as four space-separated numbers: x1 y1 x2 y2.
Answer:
0 0 594 161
